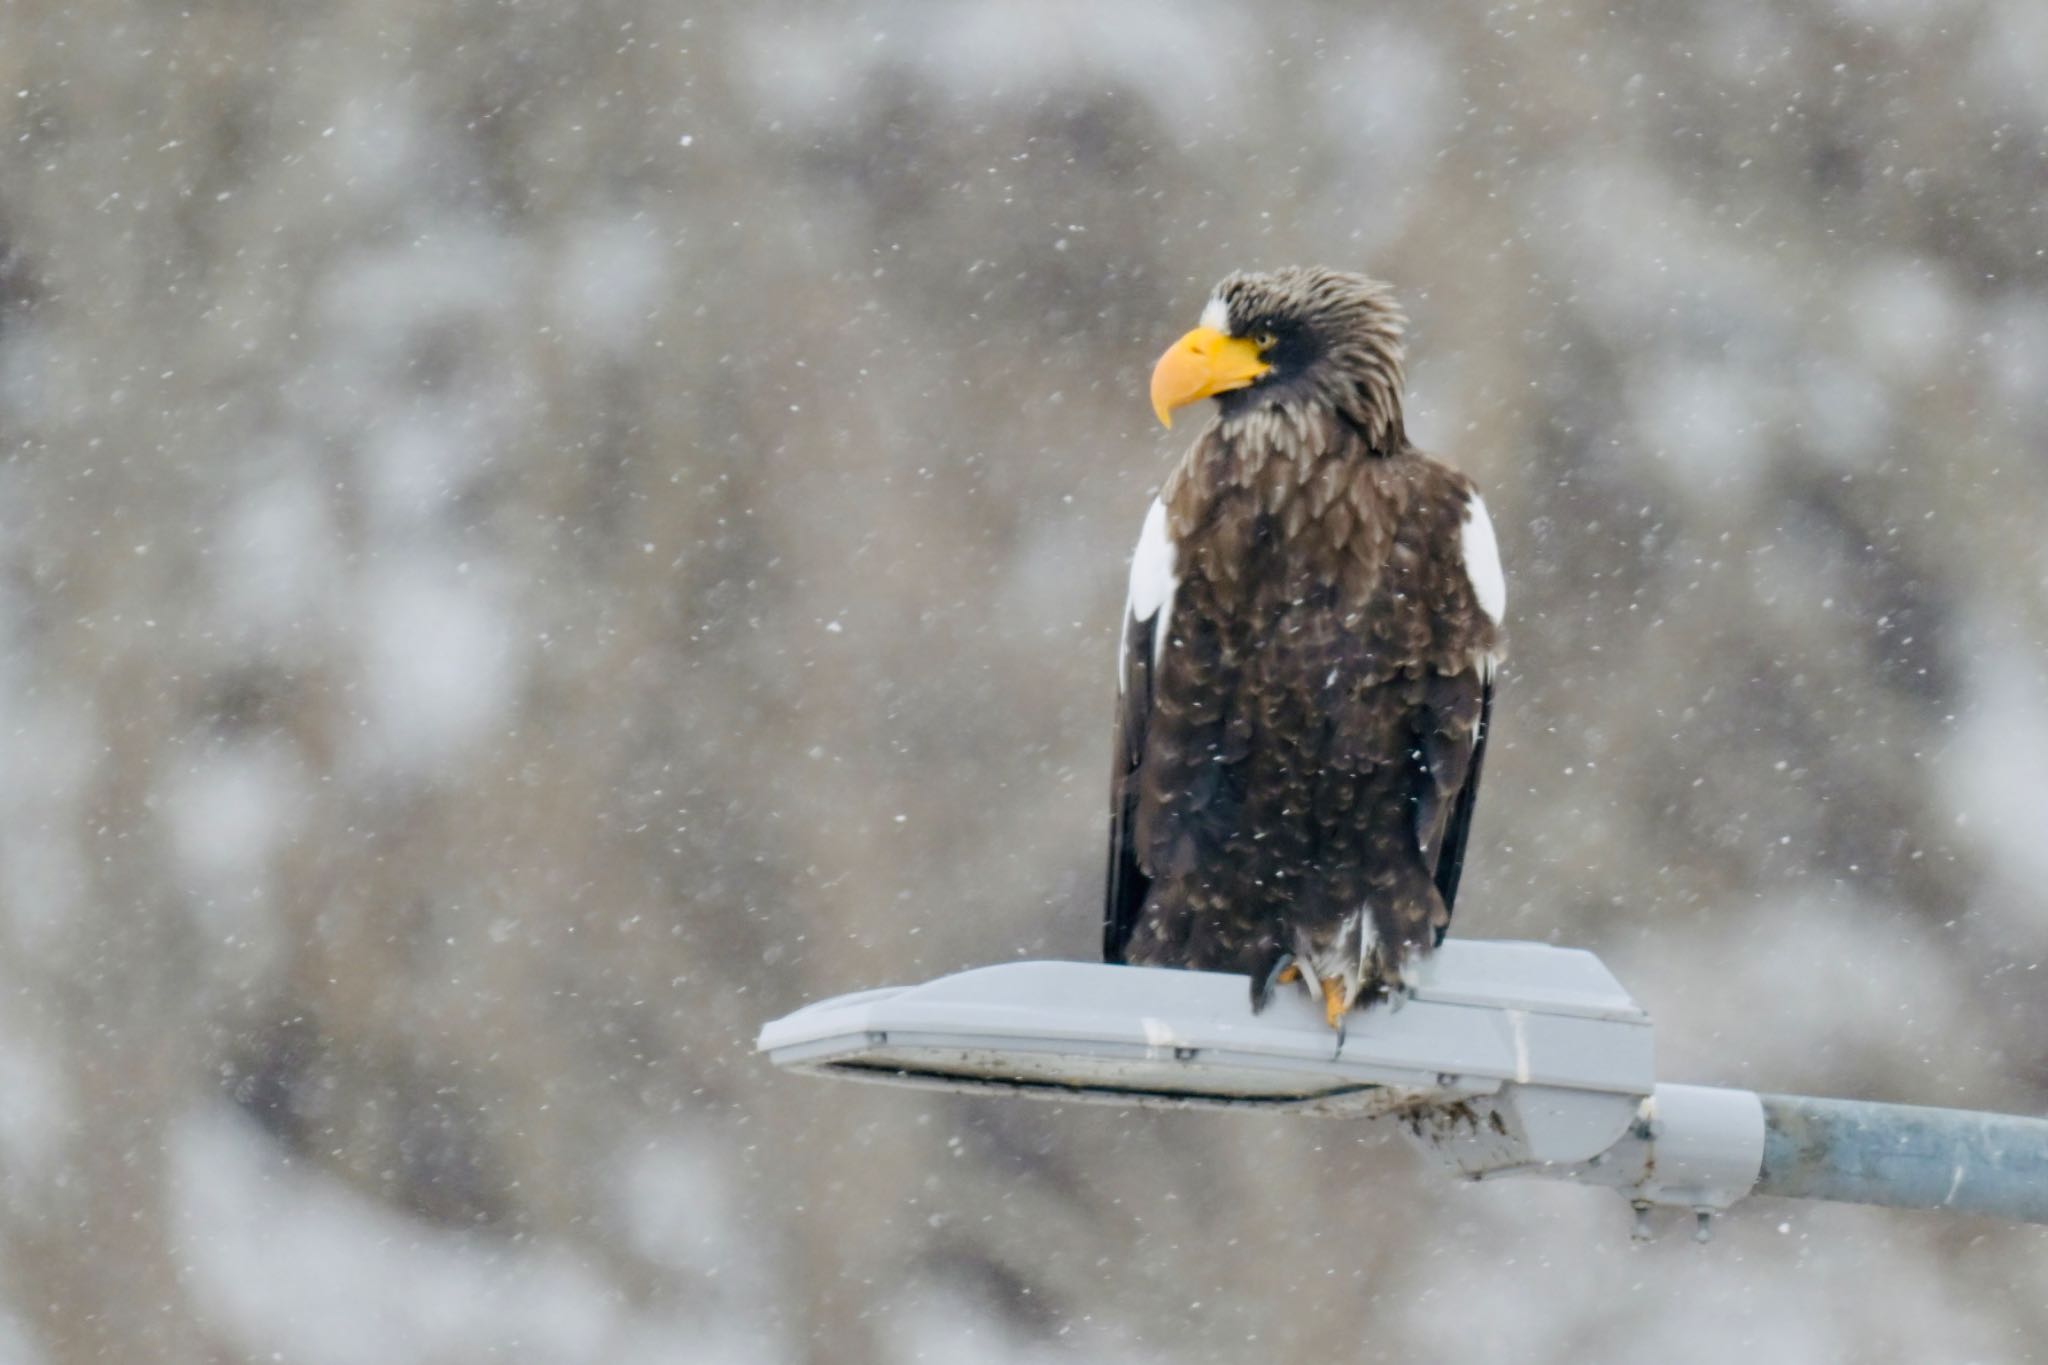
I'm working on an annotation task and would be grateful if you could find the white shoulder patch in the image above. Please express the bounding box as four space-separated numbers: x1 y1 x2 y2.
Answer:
1120 497 1179 691
1127 498 1177 623
1198 296 1230 334
1460 492 1506 625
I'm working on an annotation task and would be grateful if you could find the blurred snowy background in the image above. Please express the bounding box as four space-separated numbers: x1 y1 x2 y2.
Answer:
1 0 2045 1360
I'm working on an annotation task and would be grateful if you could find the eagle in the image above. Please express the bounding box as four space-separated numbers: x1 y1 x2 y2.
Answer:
1104 267 1505 1030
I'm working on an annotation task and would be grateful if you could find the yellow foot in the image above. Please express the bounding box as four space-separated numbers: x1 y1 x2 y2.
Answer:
1321 978 1348 1030
1275 963 1301 985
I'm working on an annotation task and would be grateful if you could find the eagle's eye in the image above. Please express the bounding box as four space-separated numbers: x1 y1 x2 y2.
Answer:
1252 329 1279 352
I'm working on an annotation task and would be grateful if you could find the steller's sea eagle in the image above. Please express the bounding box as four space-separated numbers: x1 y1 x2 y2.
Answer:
1104 267 1505 1030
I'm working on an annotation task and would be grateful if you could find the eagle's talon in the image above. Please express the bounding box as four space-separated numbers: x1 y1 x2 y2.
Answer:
1251 953 1299 1013
1320 977 1348 1031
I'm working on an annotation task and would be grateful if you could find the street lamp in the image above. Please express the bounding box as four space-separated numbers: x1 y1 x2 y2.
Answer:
758 940 2048 1237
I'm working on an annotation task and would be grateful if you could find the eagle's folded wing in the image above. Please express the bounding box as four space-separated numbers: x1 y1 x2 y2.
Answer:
1104 498 1174 963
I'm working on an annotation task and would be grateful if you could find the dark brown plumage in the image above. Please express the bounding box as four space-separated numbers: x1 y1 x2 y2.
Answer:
1105 267 1505 1027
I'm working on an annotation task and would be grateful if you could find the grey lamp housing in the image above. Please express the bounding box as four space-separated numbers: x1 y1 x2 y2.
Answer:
760 941 1770 1225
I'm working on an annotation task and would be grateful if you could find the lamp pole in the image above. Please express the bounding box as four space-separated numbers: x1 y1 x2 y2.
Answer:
1751 1094 2048 1223
1465 1083 2048 1236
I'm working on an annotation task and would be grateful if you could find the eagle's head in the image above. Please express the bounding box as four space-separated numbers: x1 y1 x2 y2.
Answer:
1149 266 1408 452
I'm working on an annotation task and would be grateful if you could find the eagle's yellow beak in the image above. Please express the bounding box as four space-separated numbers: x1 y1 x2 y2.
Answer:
1149 327 1271 428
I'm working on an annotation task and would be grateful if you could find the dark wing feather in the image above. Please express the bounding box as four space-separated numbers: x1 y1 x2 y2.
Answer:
1103 610 1155 963
1430 677 1492 928
1413 671 1493 944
